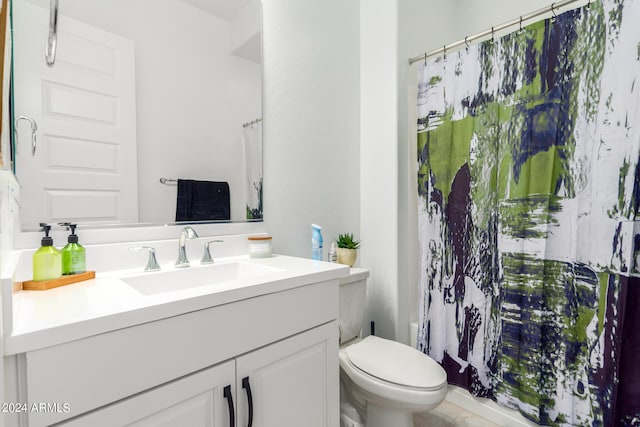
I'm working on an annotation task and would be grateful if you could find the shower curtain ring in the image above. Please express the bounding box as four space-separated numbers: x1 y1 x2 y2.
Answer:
586 0 591 9
464 36 470 52
443 45 447 61
519 16 523 33
491 27 495 44
551 2 557 21
424 52 427 65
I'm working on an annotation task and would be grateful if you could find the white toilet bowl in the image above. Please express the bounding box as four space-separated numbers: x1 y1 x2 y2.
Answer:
339 335 447 427
338 269 447 427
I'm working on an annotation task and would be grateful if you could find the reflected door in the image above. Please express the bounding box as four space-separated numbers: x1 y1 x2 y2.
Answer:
13 1 138 229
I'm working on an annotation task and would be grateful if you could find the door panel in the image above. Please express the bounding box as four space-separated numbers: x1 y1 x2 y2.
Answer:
58 361 236 427
13 1 137 228
236 322 339 427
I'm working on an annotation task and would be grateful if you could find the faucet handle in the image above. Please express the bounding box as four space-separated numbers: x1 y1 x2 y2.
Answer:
201 240 224 265
129 246 161 272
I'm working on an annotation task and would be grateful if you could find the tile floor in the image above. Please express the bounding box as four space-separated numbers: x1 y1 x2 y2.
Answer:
413 401 500 427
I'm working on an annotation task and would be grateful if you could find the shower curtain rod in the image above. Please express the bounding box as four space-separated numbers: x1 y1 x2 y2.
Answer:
408 0 588 65
242 118 262 128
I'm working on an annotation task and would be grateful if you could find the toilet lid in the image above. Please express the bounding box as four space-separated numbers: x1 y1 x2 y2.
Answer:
344 336 447 389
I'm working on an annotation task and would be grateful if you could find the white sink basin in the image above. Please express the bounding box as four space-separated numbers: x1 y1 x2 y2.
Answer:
122 262 282 295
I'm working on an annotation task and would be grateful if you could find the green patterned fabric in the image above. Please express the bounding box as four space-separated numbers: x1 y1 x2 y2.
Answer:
416 1 640 425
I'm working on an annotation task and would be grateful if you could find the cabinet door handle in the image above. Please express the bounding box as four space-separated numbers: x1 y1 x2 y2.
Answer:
242 376 254 427
224 385 235 427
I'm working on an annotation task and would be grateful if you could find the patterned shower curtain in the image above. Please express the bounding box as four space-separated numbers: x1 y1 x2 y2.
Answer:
416 1 640 425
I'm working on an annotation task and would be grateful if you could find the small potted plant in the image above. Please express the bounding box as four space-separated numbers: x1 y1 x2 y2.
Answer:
336 233 361 267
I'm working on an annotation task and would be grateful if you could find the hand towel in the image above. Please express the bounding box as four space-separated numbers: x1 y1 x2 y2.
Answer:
175 179 230 221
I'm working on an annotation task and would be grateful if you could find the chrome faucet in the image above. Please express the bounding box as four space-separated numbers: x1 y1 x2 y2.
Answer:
175 226 199 268
201 240 224 265
129 246 161 272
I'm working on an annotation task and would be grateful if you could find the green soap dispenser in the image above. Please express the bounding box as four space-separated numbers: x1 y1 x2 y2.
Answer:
33 223 63 281
60 223 86 275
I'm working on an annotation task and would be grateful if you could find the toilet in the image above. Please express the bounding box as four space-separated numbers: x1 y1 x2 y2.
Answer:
339 268 447 427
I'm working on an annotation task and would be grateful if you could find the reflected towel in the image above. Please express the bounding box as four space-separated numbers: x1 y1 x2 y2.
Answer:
175 179 230 221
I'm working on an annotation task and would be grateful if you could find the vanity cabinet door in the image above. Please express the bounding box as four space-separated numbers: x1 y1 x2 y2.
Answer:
235 321 339 427
59 360 236 427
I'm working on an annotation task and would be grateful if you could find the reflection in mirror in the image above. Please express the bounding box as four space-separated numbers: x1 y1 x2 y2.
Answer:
0 0 7 168
11 0 263 231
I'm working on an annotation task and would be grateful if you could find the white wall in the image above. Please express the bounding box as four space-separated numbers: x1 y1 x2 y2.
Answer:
230 0 262 63
453 0 567 39
359 0 458 343
360 0 399 340
262 0 360 258
17 0 261 224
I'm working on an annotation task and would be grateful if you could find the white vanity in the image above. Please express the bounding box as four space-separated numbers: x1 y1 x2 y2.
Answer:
2 240 348 427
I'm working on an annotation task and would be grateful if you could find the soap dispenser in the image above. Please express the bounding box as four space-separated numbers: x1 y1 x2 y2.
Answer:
33 223 62 281
60 223 86 275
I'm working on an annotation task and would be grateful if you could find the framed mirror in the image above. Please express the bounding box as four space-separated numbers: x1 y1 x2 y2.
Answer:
10 0 263 231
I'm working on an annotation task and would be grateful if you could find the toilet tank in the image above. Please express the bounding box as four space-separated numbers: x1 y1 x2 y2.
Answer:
339 268 370 344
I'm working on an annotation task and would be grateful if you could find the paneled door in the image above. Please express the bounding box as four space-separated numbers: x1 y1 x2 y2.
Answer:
235 322 340 427
58 361 237 427
13 1 138 229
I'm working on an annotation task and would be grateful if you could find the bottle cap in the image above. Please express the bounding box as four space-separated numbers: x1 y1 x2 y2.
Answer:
39 223 53 247
311 224 323 243
59 222 79 243
68 223 78 243
248 235 272 241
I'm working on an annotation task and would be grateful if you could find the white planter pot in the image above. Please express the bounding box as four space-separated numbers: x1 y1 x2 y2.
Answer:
337 248 358 267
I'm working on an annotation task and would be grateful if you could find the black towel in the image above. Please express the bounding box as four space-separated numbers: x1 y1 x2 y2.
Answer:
175 179 230 221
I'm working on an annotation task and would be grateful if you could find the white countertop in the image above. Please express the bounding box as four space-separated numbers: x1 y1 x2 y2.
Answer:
6 255 350 355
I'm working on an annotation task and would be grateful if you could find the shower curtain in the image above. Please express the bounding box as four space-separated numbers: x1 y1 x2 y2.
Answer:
243 121 263 220
416 1 640 425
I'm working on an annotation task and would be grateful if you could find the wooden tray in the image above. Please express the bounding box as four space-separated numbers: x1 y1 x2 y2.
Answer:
21 271 96 291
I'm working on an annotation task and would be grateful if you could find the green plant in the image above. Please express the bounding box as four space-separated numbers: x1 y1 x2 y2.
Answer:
336 233 361 250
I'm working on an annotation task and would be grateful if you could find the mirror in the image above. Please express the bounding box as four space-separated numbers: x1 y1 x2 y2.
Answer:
10 0 263 231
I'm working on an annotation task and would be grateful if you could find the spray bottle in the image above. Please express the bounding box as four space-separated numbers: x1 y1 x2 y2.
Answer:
311 224 323 261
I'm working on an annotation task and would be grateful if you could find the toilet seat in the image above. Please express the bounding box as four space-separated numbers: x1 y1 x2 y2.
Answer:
343 336 447 390
339 336 448 411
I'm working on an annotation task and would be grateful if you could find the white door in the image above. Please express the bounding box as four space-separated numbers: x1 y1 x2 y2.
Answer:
13 1 138 229
58 361 236 427
236 322 340 427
